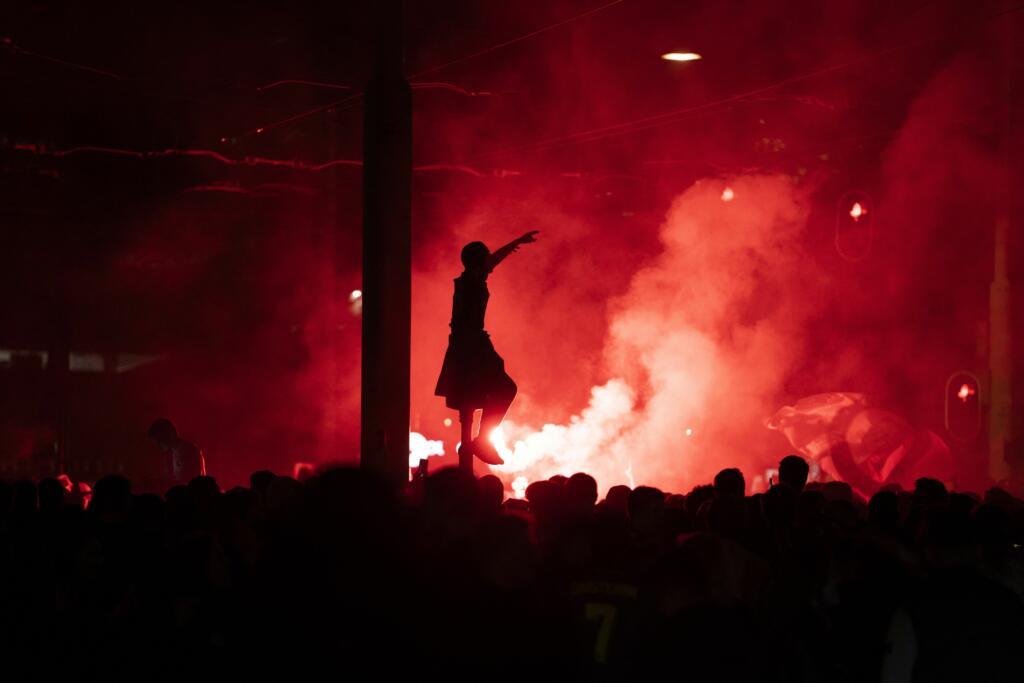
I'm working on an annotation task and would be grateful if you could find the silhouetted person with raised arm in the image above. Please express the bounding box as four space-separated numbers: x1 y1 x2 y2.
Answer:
435 231 539 465
148 417 206 488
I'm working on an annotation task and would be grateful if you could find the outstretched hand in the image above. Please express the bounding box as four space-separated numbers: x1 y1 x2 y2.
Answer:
517 230 540 245
489 231 539 269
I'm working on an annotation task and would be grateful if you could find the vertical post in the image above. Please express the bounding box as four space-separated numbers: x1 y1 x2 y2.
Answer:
360 0 412 486
459 409 474 474
989 20 1014 482
459 447 474 474
52 341 70 478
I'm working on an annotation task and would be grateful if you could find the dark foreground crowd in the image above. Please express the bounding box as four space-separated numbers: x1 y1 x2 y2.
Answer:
2 457 1024 682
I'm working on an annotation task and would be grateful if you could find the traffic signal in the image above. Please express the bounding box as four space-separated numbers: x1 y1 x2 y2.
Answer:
945 371 982 441
835 190 874 262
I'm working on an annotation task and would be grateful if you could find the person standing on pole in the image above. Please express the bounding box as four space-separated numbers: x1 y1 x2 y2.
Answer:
434 231 539 466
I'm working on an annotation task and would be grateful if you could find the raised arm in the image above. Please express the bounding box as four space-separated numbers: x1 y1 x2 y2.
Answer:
488 230 539 271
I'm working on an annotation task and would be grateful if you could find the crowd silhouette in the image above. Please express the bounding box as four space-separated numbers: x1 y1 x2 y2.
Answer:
1 454 1023 681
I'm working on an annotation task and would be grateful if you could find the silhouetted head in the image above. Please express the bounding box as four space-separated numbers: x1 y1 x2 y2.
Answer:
223 486 256 520
778 455 810 491
526 480 563 520
567 472 598 510
603 484 632 513
460 241 490 273
868 490 899 530
147 417 178 452
187 475 220 499
686 484 716 520
250 469 277 496
478 474 505 514
713 468 745 498
913 477 948 508
549 474 569 488
628 486 665 530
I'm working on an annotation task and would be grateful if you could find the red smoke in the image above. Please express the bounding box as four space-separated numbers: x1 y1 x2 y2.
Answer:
31 3 1016 494
415 174 819 496
406 17 1020 496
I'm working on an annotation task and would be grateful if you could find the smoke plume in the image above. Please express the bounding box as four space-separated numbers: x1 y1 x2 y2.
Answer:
487 174 820 495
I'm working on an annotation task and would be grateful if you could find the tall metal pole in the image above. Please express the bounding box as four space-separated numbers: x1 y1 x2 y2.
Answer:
360 0 412 487
989 20 1014 483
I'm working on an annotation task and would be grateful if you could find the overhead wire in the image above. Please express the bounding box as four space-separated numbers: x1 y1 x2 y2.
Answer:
464 1 1024 163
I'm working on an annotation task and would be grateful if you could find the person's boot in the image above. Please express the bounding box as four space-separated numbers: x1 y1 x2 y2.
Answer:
472 436 504 465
